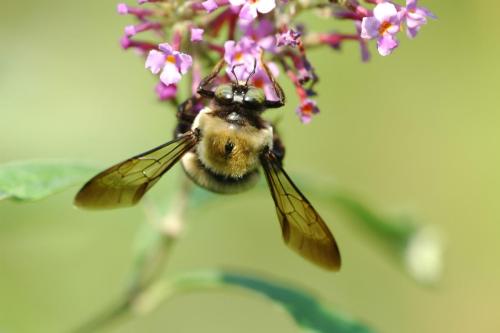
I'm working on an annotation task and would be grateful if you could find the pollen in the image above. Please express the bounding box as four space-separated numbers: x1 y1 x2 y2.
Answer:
166 54 176 64
378 21 392 35
235 52 243 62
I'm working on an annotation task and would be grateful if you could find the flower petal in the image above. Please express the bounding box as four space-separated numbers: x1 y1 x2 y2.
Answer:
177 53 193 74
156 82 177 100
239 3 258 22
145 50 166 74
360 17 380 39
373 2 398 22
202 0 219 12
406 0 417 11
377 35 399 56
190 28 204 42
406 16 423 29
386 22 400 34
256 0 276 14
224 40 237 64
406 26 420 39
158 43 174 55
160 61 182 85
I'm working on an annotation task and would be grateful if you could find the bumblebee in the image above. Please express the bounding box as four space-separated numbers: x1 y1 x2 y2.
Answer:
75 59 341 271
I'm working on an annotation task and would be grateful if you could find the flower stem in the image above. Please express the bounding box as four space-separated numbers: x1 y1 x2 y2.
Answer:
71 178 193 333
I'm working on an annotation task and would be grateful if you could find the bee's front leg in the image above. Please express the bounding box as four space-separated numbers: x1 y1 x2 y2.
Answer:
261 55 285 109
197 59 225 98
175 96 202 137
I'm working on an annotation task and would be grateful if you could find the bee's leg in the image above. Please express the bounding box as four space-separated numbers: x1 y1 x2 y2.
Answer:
262 58 285 109
271 130 286 165
197 59 225 98
175 96 201 137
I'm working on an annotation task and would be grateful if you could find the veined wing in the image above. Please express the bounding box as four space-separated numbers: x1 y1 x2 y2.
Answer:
74 132 197 209
261 150 341 271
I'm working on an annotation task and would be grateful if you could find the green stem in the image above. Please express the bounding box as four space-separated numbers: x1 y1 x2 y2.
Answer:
70 179 192 333
70 300 130 333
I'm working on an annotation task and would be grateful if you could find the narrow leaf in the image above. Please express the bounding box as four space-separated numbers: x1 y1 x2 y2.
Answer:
0 159 99 202
169 270 375 333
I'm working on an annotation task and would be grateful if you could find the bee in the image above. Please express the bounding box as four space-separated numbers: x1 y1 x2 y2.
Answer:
75 59 341 271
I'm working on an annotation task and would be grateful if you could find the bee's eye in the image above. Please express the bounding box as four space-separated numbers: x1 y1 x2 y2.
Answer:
243 88 265 108
215 84 234 104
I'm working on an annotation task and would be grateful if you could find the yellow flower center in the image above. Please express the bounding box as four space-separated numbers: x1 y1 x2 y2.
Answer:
378 21 392 35
234 52 243 62
166 54 176 64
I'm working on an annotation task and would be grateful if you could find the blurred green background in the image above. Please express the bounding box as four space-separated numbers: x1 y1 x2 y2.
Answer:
1 1 499 332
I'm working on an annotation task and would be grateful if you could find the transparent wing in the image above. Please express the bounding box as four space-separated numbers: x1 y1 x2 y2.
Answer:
261 151 341 271
74 132 197 209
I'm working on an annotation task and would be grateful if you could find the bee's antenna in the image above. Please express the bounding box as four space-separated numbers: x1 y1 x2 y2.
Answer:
245 59 258 87
231 63 243 83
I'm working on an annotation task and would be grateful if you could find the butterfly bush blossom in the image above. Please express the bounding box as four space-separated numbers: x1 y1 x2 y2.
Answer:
118 0 435 123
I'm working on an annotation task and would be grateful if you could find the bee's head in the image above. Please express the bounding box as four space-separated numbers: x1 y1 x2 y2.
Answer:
213 61 266 111
214 83 266 110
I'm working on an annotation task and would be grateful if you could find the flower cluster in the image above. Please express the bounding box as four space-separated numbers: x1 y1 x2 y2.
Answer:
118 0 435 123
360 0 436 56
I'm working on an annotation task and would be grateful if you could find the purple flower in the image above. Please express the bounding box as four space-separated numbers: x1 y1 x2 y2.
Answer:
296 99 319 124
251 62 280 100
230 0 276 23
224 37 260 80
117 3 129 15
402 0 436 38
124 21 161 37
190 28 204 42
243 19 276 51
116 0 436 125
117 3 152 18
276 29 301 47
355 21 371 62
361 2 401 56
145 43 193 86
202 0 219 13
155 82 177 101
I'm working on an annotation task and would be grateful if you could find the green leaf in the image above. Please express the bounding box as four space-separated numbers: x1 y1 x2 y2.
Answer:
169 271 375 333
0 159 99 202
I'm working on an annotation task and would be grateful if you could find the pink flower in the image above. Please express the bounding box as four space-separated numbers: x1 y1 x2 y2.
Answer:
251 62 280 100
117 3 152 18
276 29 301 47
402 0 436 38
145 43 193 86
155 82 177 101
230 0 276 23
202 0 219 13
224 37 260 80
296 99 319 124
361 2 401 56
124 21 162 37
190 28 204 42
243 19 276 51
117 0 436 124
356 21 371 62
